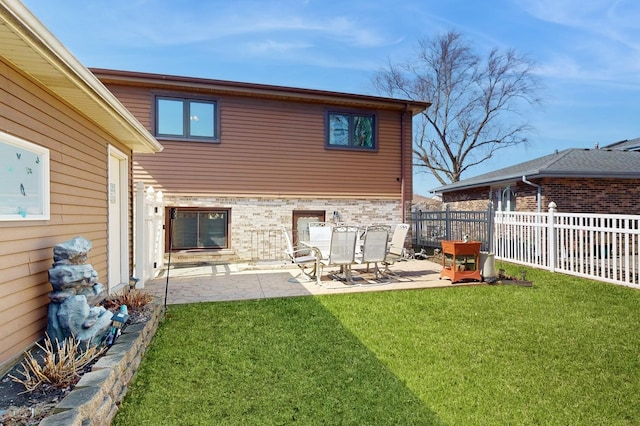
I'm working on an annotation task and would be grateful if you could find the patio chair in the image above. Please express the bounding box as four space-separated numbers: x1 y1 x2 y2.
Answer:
319 225 359 284
307 222 332 259
355 225 390 280
382 223 410 276
281 225 321 284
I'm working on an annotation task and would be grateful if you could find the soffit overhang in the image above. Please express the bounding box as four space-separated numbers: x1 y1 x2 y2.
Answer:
0 1 162 153
91 68 432 116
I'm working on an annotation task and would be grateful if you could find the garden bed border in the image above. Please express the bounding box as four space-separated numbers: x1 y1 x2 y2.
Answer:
39 299 164 426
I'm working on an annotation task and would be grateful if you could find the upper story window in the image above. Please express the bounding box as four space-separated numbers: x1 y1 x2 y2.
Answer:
156 96 218 142
327 111 376 150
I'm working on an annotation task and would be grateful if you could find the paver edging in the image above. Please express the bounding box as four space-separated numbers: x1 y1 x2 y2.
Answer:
39 298 164 426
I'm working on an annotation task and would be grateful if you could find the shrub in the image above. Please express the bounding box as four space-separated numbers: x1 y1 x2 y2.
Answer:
104 289 154 311
9 334 105 393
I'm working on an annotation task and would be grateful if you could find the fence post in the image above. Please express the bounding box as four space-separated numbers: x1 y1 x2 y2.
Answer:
412 210 418 246
548 201 557 272
152 190 164 276
134 182 145 288
416 210 423 246
445 205 451 240
487 201 494 253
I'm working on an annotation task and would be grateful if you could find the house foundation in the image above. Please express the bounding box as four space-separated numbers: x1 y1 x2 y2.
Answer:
163 196 404 264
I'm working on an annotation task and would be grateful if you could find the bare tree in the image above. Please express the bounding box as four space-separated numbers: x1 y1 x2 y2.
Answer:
373 31 542 185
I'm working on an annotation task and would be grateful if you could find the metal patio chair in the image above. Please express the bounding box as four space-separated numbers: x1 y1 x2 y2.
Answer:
281 225 321 284
307 222 332 259
355 225 391 280
319 224 359 284
382 223 410 276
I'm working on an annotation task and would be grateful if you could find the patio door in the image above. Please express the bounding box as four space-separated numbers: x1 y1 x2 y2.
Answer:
292 210 325 247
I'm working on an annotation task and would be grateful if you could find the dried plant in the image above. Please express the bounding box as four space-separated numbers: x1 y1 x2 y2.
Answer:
9 334 105 393
1 403 57 425
104 289 154 311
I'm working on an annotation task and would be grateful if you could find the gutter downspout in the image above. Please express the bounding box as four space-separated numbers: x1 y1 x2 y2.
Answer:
400 104 408 222
522 176 541 212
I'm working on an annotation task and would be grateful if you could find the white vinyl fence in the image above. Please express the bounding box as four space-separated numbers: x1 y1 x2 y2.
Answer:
133 182 165 288
494 202 640 288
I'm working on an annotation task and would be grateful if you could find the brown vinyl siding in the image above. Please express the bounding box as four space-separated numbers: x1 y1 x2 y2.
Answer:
0 58 129 367
106 84 408 199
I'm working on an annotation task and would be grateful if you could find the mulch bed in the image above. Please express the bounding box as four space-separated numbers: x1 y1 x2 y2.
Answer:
0 304 154 425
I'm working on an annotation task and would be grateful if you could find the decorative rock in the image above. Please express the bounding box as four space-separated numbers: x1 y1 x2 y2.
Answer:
83 317 97 329
56 296 112 346
46 237 112 349
53 236 92 265
48 288 76 303
77 283 107 306
46 303 64 343
48 264 98 289
57 295 89 333
82 306 107 329
92 283 105 295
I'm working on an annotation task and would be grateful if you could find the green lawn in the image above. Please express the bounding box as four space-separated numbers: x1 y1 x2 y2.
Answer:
114 264 640 425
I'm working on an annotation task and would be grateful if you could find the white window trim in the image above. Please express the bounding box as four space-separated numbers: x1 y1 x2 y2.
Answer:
0 131 50 221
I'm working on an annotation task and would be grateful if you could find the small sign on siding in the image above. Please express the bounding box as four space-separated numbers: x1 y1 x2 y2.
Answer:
110 183 117 204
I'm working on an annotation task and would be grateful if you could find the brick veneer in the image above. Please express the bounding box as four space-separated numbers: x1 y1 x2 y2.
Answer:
166 196 404 263
442 178 640 213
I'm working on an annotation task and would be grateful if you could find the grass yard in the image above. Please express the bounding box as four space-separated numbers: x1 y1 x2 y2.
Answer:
114 264 640 425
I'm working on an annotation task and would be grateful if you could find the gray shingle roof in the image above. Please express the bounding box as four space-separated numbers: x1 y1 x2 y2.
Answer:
434 147 640 193
602 137 640 151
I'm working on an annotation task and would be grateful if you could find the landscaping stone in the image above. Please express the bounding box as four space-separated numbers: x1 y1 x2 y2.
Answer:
53 236 92 265
46 237 112 348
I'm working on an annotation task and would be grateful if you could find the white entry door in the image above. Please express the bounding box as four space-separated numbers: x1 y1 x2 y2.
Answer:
108 147 128 292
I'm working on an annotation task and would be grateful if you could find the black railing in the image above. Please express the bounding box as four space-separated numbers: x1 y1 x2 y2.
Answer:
412 204 494 252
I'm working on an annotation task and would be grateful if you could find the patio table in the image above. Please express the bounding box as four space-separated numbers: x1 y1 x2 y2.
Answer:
300 240 330 259
300 226 379 283
300 236 365 260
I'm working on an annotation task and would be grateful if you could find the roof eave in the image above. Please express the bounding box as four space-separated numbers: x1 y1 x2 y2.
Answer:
90 68 431 115
435 171 640 193
0 0 162 153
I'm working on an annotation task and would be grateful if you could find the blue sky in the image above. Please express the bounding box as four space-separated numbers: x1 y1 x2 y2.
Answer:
21 0 640 195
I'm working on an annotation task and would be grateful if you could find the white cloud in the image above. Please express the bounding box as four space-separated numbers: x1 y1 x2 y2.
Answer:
246 39 313 55
89 1 401 52
513 0 640 87
514 0 640 49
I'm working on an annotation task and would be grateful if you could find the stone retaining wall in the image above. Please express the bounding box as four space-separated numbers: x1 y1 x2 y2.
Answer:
40 300 164 426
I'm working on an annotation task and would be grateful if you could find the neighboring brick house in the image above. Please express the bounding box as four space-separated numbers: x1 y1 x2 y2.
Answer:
93 69 430 263
0 3 161 370
433 140 640 214
412 194 443 212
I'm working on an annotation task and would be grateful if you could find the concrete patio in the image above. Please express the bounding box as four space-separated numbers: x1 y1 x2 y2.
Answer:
142 258 486 304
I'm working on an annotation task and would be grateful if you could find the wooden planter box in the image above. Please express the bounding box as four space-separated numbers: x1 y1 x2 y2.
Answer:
440 240 482 283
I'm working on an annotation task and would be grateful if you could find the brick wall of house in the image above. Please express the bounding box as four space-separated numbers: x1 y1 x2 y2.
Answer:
541 178 640 214
441 187 493 211
513 183 540 211
441 177 640 214
164 196 403 263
